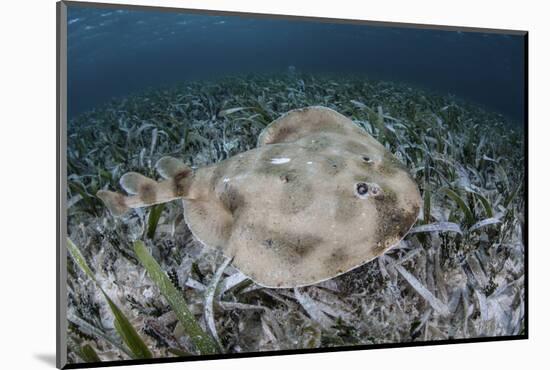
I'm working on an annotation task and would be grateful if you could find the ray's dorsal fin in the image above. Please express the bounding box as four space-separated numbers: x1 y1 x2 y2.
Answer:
156 156 190 179
97 156 193 217
120 172 156 196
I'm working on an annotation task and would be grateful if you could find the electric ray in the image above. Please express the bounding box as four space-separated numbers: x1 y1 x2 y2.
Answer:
97 106 422 288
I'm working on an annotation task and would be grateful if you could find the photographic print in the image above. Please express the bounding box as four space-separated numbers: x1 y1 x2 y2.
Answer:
58 1 527 368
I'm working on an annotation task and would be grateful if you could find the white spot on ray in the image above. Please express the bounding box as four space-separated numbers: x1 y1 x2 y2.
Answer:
270 158 290 164
223 178 230 183
307 161 313 165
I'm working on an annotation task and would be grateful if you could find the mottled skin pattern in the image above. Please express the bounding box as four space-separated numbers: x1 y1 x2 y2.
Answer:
183 107 421 287
97 106 422 288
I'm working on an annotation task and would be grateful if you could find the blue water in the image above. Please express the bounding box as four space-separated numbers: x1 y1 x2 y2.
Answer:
67 5 526 124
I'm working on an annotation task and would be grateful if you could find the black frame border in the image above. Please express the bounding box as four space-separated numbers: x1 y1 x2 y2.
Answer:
56 1 529 369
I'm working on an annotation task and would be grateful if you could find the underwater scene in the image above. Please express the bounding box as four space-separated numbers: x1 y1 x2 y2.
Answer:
65 3 526 365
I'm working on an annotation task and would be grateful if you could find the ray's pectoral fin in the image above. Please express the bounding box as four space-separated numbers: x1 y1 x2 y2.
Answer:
97 156 193 216
257 106 363 146
184 200 234 253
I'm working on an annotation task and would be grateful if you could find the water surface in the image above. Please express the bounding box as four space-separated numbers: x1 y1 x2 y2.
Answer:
67 5 526 123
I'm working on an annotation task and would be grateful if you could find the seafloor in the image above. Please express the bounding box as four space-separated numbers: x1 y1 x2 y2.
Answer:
66 73 525 363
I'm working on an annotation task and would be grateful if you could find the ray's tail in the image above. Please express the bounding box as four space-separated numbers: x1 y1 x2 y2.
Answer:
97 156 193 216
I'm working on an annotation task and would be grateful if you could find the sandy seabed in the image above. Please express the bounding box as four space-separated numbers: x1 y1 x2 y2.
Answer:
65 73 525 364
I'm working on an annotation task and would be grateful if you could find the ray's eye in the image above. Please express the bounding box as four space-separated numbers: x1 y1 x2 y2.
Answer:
362 156 373 164
356 182 369 195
